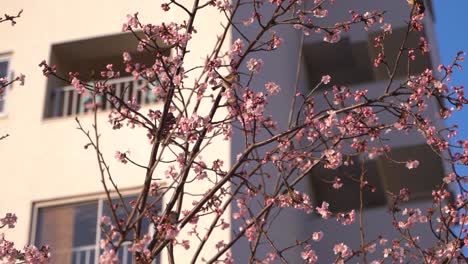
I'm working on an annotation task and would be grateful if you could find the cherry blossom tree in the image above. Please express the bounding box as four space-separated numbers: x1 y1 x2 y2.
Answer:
4 0 468 263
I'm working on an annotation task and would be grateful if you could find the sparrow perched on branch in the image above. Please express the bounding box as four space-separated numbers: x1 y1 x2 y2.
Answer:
147 211 179 251
407 0 425 14
211 72 240 91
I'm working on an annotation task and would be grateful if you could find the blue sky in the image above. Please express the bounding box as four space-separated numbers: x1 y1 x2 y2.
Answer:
434 2 468 177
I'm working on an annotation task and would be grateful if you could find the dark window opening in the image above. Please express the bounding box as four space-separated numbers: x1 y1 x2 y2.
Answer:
368 27 432 81
303 37 375 87
310 144 445 213
310 157 387 212
303 26 433 91
378 144 444 201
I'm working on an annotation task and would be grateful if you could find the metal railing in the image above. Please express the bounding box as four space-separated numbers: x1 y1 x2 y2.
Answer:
60 242 147 264
48 76 160 118
71 245 95 264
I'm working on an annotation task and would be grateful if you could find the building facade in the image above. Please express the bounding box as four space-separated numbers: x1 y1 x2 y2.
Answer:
0 0 447 263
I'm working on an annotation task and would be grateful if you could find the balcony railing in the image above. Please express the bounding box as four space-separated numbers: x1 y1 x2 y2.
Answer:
52 242 157 264
71 245 96 264
48 76 160 118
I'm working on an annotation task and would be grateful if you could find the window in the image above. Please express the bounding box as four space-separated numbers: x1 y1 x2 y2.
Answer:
303 26 433 90
368 27 432 81
302 37 375 86
377 144 444 200
310 157 387 212
0 56 10 114
31 194 158 264
310 144 445 212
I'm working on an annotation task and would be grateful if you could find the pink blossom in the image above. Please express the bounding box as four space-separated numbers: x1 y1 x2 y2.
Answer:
419 37 430 53
122 52 132 63
99 249 119 264
399 188 411 202
443 173 456 184
323 149 342 169
365 243 376 253
333 243 352 258
268 0 282 5
161 3 170 11
323 30 341 43
23 245 50 263
123 13 139 31
336 210 355 225
374 52 384 67
313 8 328 18
270 34 283 49
312 231 323 242
71 77 85 94
99 239 108 249
222 252 234 264
405 160 419 169
379 238 388 246
245 225 257 242
101 64 119 79
215 240 226 250
301 245 318 263
230 39 244 57
114 150 129 164
220 218 230 230
180 240 190 250
397 208 427 229
381 23 392 34
265 82 280 95
243 16 254 26
316 202 332 219
247 58 264 73
333 177 343 189
1 213 17 228
266 252 277 262
16 74 25 86
321 75 331 84
100 216 112 226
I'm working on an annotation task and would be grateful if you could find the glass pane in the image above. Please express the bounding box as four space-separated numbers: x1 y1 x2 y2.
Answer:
72 203 98 247
0 61 8 78
35 201 98 264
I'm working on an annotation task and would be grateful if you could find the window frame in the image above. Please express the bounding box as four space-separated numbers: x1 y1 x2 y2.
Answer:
29 188 154 264
0 54 11 116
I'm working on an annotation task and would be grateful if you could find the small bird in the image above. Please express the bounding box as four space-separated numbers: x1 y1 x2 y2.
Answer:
211 72 239 91
407 0 425 14
147 211 179 251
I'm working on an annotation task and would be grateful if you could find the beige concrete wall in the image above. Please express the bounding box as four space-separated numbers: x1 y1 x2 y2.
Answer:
0 1 232 263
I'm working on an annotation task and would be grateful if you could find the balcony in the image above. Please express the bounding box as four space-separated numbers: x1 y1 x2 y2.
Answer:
48 76 159 118
44 32 169 118
54 242 158 264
